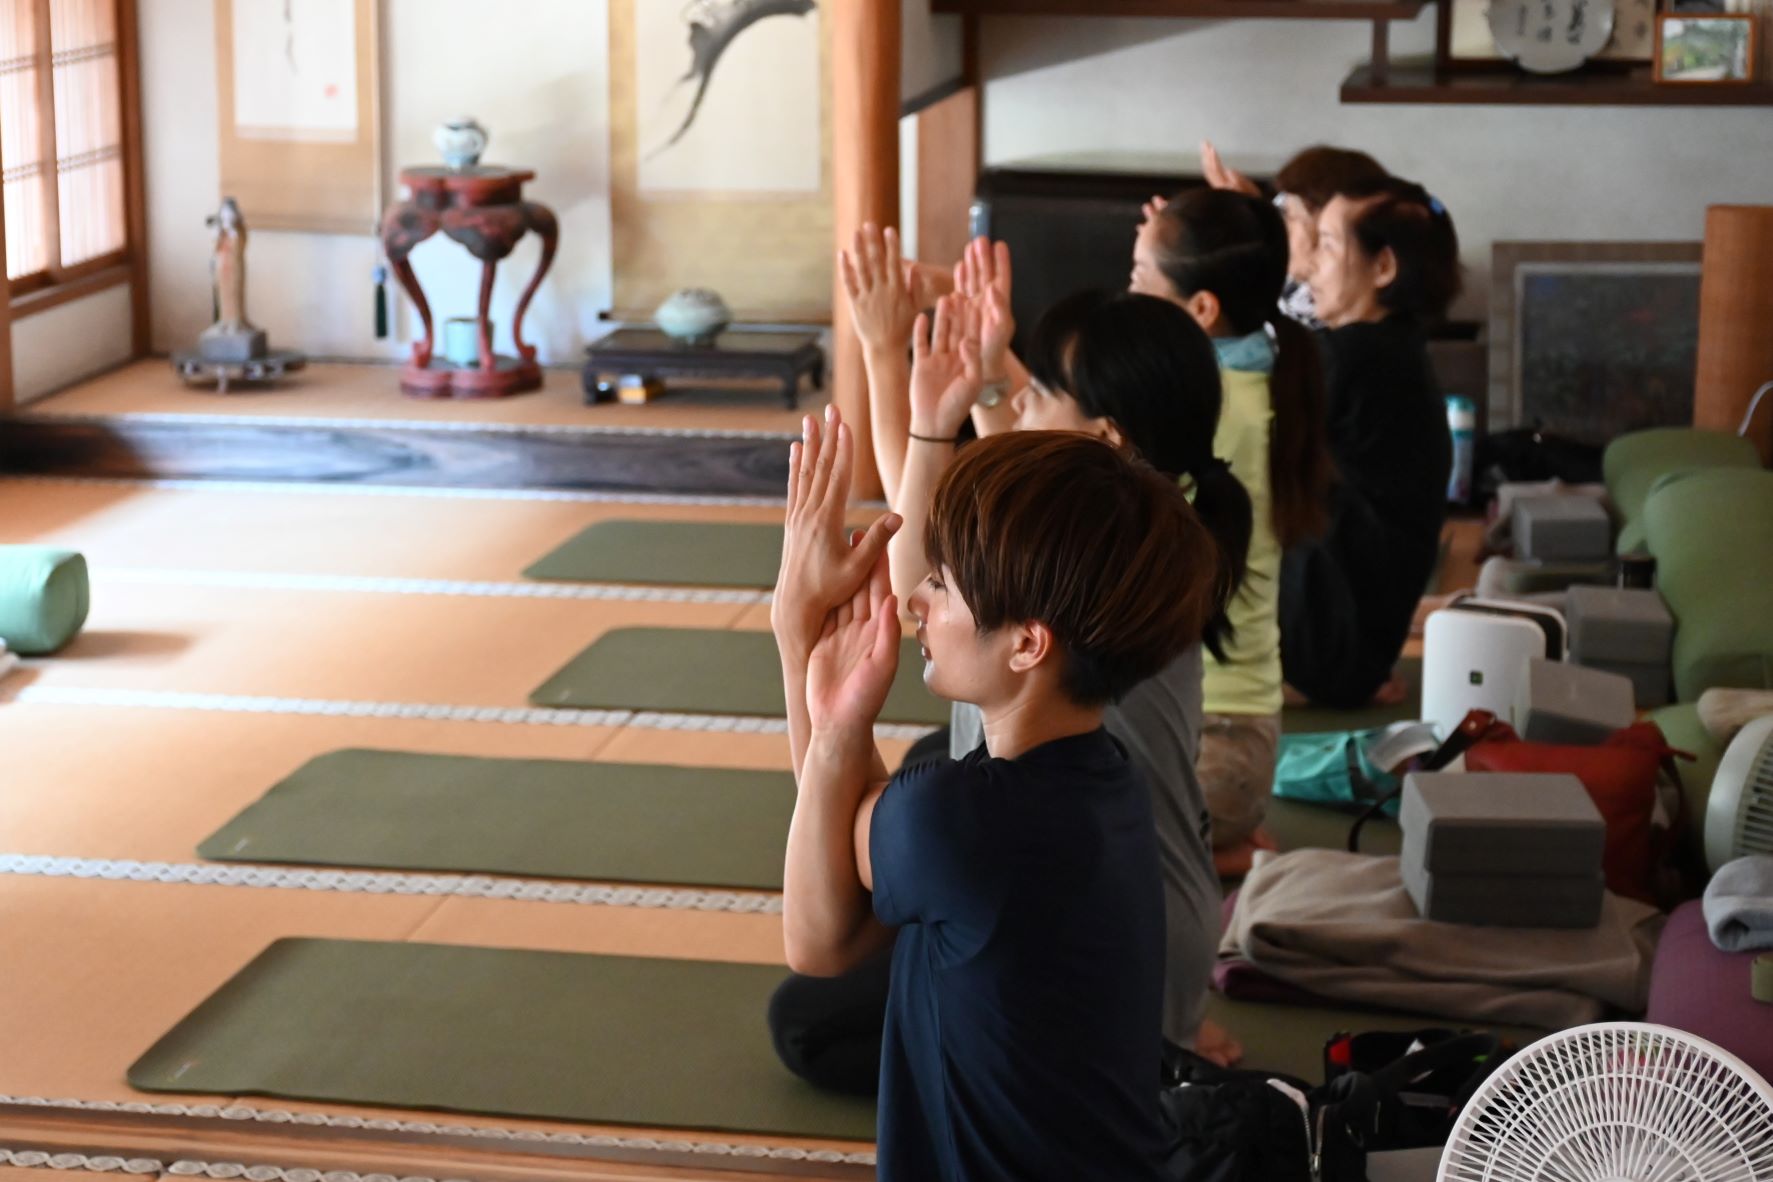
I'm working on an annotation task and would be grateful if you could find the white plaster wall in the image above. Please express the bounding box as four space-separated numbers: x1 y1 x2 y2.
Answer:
10 285 134 403
980 14 1773 319
140 0 611 363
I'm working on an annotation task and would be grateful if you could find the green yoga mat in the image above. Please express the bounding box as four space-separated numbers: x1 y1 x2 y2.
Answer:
1281 658 1422 736
524 521 784 588
129 939 876 1142
533 627 949 726
198 749 796 890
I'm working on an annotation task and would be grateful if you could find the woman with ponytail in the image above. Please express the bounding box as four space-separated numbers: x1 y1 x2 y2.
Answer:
769 288 1253 1087
1281 177 1460 708
1133 187 1334 865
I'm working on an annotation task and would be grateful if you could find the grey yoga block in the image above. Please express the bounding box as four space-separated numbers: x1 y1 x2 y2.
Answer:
1589 659 1672 709
1513 496 1613 562
1513 658 1636 745
1567 586 1674 666
1399 771 1606 878
1401 858 1605 928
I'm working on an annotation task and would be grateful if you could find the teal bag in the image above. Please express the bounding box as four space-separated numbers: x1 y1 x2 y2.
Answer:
1273 729 1403 816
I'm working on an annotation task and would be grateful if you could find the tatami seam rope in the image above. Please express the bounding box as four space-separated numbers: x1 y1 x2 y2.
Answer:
94 568 772 606
0 475 793 508
0 1129 873 1170
10 686 936 742
17 410 800 442
0 854 784 914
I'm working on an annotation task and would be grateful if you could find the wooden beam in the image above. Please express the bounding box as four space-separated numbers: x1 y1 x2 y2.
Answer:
33 0 61 277
830 0 902 499
914 85 979 269
118 0 151 357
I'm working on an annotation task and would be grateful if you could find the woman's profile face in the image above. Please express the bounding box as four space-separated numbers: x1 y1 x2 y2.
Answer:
1129 219 1180 303
1010 379 1107 438
1308 195 1388 328
1278 194 1317 283
905 567 1014 706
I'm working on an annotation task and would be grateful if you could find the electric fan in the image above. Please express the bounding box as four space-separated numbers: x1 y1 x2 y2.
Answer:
1438 1023 1773 1182
1707 714 1773 872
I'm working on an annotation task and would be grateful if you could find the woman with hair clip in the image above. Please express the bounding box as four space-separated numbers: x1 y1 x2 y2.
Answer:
1131 186 1335 872
1280 177 1460 709
768 288 1255 1090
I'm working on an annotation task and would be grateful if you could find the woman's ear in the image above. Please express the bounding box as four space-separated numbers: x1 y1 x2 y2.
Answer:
1095 416 1126 450
1183 289 1222 334
1006 619 1057 676
1373 245 1400 292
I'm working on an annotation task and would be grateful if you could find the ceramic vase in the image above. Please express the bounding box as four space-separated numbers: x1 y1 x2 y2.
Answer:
434 117 489 171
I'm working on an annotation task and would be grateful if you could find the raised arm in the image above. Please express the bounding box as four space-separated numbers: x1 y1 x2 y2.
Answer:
888 296 982 603
771 407 900 781
784 539 900 976
954 237 1022 438
840 224 920 508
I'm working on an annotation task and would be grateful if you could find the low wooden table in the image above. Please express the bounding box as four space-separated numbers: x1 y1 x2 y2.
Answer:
582 329 824 409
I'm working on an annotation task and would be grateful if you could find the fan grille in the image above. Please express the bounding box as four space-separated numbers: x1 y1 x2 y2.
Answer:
1740 741 1773 856
1440 1024 1773 1182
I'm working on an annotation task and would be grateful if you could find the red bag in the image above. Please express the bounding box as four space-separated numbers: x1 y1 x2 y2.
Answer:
1464 722 1684 906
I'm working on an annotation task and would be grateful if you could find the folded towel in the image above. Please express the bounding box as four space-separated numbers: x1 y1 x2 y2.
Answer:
1219 849 1664 1030
1703 855 1773 952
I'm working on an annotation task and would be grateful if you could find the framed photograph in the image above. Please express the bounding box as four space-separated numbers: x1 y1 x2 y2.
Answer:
1489 242 1704 444
1654 13 1758 81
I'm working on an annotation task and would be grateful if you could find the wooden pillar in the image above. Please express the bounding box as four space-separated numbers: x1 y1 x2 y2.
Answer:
0 94 12 410
119 0 152 358
1694 204 1773 463
831 0 901 500
914 85 979 270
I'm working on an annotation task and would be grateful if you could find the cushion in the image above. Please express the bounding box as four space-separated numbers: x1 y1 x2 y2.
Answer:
1643 469 1773 700
1604 428 1761 555
1644 900 1773 1083
0 546 90 655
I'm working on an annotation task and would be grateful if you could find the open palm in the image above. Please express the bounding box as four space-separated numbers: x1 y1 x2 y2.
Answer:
805 548 900 732
908 295 982 438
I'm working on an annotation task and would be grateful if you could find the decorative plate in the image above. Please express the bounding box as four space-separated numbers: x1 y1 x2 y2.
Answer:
1488 0 1618 72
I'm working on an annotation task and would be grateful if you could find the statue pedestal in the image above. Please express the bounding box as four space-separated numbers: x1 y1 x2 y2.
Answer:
171 350 306 393
198 324 269 364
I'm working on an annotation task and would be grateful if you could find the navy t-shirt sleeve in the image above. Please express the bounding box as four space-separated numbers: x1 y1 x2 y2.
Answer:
870 757 995 927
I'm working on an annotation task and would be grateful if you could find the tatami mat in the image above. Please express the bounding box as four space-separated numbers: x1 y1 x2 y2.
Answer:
23 361 825 434
0 479 788 583
14 579 750 704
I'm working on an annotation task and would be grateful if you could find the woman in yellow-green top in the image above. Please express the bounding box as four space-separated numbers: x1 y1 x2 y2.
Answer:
1132 187 1336 859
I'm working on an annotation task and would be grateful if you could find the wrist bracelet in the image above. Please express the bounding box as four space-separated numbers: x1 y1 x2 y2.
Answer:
909 432 958 444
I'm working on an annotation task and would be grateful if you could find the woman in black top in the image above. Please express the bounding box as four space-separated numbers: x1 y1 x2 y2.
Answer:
1280 178 1460 708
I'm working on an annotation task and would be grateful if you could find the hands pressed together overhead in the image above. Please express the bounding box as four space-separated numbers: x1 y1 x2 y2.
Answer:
772 405 903 731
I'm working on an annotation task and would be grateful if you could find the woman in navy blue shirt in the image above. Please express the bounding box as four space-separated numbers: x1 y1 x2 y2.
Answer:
770 418 1222 1180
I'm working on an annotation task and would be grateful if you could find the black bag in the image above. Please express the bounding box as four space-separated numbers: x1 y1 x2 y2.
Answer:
1161 1031 1508 1182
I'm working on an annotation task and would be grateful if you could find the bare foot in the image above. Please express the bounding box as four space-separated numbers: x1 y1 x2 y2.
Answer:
1193 1018 1245 1068
1213 828 1278 879
1282 682 1310 707
1370 672 1411 707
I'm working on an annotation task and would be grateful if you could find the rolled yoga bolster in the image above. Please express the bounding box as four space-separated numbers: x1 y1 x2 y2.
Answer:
0 546 90 655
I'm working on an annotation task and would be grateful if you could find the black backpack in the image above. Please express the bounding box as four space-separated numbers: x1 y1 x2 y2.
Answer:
1160 1030 1507 1182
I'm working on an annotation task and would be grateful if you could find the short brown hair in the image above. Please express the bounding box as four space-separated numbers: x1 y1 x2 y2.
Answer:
1275 146 1387 214
924 432 1220 706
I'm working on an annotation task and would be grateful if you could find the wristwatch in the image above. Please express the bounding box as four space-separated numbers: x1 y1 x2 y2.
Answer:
976 380 1008 410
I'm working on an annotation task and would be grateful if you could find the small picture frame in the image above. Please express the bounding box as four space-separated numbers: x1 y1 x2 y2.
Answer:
1654 12 1759 81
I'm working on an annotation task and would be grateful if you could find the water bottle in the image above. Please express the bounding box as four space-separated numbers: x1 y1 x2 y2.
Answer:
1445 395 1476 505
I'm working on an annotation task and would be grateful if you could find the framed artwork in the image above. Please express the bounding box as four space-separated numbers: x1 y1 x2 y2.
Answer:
1654 13 1759 81
608 0 833 322
214 0 382 233
1489 242 1704 445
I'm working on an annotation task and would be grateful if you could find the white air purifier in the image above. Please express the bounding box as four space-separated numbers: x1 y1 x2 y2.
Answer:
1439 1022 1773 1182
1421 597 1566 739
1705 713 1773 872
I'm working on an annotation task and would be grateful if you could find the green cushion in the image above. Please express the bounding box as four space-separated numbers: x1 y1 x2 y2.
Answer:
1647 702 1728 867
1604 429 1760 555
0 546 89 655
1643 469 1773 700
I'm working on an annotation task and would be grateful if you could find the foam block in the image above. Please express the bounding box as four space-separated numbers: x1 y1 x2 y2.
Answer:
1568 586 1675 666
1399 771 1606 877
1401 859 1605 928
0 546 90 655
1513 658 1636 745
1590 659 1673 709
1513 496 1613 562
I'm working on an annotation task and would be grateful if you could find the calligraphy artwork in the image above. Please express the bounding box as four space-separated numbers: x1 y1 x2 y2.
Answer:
230 0 358 141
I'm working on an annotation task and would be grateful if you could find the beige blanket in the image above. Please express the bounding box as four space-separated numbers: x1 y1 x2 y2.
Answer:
1220 850 1664 1030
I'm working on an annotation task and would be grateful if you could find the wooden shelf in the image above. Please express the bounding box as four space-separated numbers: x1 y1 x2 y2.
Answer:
932 0 1426 21
1342 63 1773 105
